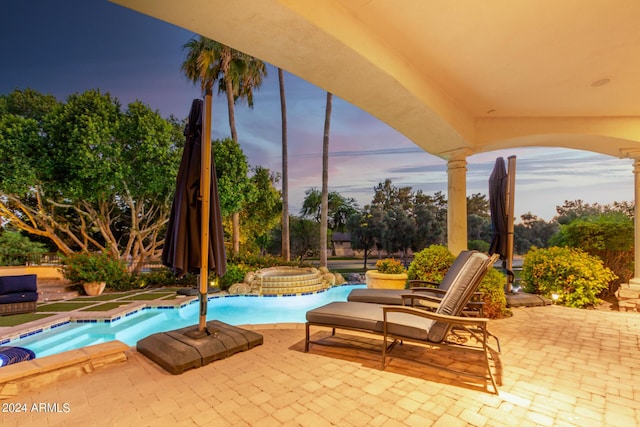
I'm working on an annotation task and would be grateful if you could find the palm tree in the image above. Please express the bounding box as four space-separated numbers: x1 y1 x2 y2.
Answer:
279 68 290 261
182 36 267 255
320 92 333 268
181 37 218 97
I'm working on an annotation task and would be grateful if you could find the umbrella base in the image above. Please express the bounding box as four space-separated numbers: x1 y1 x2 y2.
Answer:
506 292 553 307
184 326 219 339
136 320 263 375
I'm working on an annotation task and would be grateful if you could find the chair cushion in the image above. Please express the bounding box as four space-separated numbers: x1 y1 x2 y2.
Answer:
306 301 434 341
347 289 406 305
0 274 38 294
0 292 39 304
438 250 475 292
428 252 489 342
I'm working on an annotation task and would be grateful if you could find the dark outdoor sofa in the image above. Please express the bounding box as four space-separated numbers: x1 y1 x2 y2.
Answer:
0 274 38 315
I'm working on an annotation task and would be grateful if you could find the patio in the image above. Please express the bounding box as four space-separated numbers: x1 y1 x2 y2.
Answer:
1 304 639 426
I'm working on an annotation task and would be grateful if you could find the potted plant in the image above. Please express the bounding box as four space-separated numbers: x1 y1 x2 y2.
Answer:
365 258 408 289
60 252 127 296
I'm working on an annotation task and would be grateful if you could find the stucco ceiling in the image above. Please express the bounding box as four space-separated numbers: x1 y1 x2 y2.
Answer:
112 0 640 160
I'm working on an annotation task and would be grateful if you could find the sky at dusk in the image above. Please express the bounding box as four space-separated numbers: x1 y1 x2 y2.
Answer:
1 0 635 221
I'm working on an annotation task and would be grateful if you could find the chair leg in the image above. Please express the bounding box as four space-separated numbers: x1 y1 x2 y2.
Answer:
305 323 310 352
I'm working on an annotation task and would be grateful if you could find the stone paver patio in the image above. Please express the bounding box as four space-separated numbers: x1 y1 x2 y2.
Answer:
1 304 639 426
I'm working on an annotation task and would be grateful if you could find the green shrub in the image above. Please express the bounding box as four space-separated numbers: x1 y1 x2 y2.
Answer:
468 239 490 253
218 263 252 290
407 245 455 283
108 274 141 292
550 213 633 294
127 268 197 290
60 252 129 288
478 267 511 319
522 246 617 308
375 258 406 274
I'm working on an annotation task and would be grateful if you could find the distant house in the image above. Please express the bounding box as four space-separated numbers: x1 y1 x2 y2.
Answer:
332 232 353 256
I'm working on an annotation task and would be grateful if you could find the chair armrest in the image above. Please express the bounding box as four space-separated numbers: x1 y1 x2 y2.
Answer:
411 288 447 295
400 293 443 307
408 280 438 289
382 305 489 326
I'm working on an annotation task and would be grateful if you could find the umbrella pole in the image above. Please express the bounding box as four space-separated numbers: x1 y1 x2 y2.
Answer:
198 93 213 333
505 155 517 292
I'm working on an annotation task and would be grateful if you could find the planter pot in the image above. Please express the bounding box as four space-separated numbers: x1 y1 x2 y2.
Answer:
83 281 106 296
365 270 408 289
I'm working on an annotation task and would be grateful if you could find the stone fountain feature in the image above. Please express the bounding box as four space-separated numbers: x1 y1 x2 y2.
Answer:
229 266 345 295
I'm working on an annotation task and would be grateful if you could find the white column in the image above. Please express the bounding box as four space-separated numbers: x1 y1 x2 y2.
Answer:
446 152 469 255
631 159 640 285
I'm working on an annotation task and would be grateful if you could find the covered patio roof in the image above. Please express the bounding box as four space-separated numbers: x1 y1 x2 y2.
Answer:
111 0 640 276
112 0 640 160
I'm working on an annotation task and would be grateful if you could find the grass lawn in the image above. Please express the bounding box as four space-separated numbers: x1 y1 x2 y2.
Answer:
73 293 128 302
37 302 96 312
120 292 174 301
79 302 131 312
0 313 56 327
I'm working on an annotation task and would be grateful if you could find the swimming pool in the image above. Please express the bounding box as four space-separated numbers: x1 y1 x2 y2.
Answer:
7 284 366 359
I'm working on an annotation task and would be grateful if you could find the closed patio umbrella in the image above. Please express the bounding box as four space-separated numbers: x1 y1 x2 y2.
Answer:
488 157 508 259
488 156 516 291
162 98 226 332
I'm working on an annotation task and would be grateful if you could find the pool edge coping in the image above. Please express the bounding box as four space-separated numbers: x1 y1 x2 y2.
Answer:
0 340 130 400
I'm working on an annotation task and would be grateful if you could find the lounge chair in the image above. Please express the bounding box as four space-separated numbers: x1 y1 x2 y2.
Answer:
305 252 500 393
348 250 485 316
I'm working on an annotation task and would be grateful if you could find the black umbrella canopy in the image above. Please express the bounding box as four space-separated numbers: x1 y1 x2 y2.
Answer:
162 99 226 278
488 157 508 260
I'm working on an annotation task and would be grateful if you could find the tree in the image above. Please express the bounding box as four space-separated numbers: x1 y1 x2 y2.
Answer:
0 89 182 269
182 36 267 254
212 138 255 236
240 166 282 254
371 178 412 211
2 89 58 122
513 212 557 254
413 190 446 247
467 193 490 218
289 216 320 260
382 206 415 264
347 208 378 269
367 179 447 253
0 229 47 266
320 92 332 268
300 189 357 230
279 68 290 261
555 199 634 224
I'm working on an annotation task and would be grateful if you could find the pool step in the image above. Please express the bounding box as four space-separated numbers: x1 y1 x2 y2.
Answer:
97 311 167 345
19 324 93 357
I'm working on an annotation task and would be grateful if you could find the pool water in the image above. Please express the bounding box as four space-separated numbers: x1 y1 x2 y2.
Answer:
11 284 365 358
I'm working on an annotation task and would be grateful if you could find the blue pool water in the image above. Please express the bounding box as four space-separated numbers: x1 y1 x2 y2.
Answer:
9 284 365 359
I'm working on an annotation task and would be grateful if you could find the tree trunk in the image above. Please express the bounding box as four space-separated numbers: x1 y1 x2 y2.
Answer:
320 92 332 268
232 211 240 255
225 76 238 143
279 68 290 261
224 75 241 255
